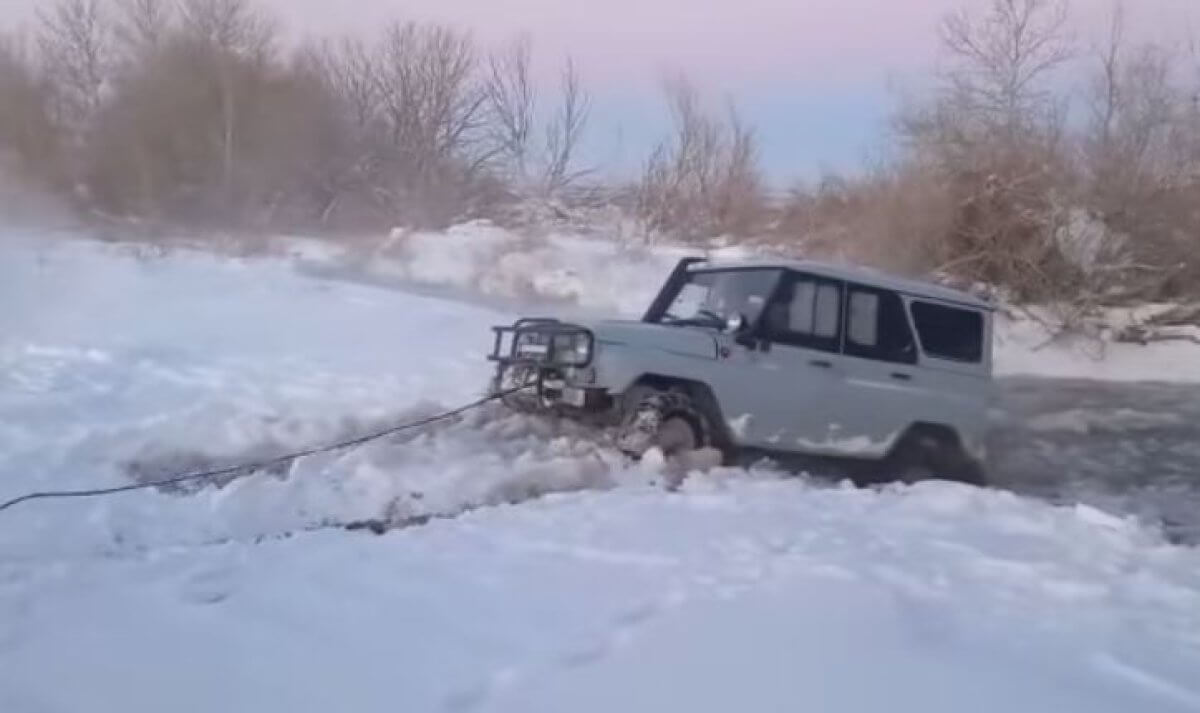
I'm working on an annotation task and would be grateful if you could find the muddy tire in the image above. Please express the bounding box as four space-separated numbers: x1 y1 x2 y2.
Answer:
883 429 987 487
615 388 710 460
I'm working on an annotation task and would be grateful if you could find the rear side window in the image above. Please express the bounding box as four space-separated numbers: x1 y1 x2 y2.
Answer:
910 301 984 363
843 286 917 365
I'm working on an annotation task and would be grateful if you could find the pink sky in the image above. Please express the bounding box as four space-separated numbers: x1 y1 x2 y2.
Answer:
265 0 1195 88
2 0 1196 88
1 0 1195 179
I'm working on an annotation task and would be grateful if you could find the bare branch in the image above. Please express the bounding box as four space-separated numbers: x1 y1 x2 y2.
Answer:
178 0 276 60
637 73 766 241
938 0 1073 129
484 34 534 184
543 55 592 194
37 0 110 132
111 0 172 56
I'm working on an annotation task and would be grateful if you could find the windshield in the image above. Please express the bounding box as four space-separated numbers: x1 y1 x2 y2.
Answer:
655 268 782 328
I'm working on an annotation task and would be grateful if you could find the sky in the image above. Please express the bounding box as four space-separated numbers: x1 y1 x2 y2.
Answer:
1 0 1197 184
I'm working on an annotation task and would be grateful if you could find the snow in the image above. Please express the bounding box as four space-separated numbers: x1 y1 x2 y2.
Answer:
994 311 1200 384
3 482 1200 712
2 226 1200 712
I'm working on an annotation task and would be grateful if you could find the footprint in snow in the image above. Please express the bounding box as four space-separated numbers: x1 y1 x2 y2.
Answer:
558 591 686 670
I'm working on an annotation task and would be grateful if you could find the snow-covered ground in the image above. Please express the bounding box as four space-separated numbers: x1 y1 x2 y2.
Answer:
3 227 1200 713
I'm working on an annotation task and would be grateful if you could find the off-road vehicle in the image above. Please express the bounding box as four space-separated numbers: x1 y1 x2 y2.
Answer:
487 256 994 485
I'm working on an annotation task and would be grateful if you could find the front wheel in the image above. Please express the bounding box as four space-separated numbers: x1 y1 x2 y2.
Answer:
615 388 710 459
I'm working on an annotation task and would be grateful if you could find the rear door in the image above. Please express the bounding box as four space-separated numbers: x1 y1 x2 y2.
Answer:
712 270 847 449
819 283 923 458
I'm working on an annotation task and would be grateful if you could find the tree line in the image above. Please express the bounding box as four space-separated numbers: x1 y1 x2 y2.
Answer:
1 0 1198 303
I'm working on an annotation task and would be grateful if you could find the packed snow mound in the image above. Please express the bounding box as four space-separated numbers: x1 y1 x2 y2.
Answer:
291 220 754 317
0 231 653 558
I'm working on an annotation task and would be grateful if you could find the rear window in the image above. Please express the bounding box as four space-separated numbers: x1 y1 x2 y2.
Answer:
910 301 984 363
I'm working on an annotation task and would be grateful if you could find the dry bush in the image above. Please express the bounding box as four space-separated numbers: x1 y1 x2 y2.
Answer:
1077 7 1200 300
85 1 293 225
773 165 957 277
636 75 767 242
889 0 1084 301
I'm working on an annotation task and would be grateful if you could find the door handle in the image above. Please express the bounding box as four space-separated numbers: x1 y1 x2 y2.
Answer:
809 359 833 369
891 372 913 381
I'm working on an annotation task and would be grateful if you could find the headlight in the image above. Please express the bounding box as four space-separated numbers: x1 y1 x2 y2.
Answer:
552 332 592 366
515 332 550 358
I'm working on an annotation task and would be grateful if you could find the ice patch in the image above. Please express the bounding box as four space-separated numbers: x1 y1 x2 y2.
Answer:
1027 409 1186 435
795 433 892 456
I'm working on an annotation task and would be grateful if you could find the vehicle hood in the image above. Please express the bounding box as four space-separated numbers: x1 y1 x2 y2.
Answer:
586 320 719 360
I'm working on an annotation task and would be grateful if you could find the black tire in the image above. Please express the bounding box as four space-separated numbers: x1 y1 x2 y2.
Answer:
883 430 987 487
615 388 710 459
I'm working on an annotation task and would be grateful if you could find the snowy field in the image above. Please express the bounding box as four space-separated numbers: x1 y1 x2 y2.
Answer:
3 227 1200 712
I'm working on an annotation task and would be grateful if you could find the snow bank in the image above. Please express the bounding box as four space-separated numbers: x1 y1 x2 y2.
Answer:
995 307 1200 383
287 221 1200 384
291 220 753 318
2 480 1198 713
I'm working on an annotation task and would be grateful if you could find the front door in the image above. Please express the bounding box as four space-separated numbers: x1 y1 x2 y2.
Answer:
712 271 847 450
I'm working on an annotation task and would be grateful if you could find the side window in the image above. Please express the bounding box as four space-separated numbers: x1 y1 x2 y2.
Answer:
843 286 917 365
910 301 985 363
847 291 880 347
762 274 842 353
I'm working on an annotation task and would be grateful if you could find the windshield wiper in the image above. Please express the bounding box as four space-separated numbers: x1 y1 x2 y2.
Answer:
663 309 726 329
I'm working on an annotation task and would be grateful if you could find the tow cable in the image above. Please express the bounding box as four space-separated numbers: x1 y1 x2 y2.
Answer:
0 388 526 517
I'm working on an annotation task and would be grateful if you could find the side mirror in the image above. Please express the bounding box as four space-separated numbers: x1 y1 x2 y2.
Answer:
724 313 747 334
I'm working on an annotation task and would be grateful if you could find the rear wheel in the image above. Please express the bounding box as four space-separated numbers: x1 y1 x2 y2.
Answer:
883 429 986 487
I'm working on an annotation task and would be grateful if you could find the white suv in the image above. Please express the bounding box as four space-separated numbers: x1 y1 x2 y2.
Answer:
488 256 994 486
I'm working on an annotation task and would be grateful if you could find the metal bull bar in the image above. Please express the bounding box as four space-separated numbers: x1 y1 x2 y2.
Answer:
488 318 595 368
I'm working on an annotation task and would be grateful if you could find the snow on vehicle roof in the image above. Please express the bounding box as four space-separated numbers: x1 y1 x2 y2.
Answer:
690 257 994 310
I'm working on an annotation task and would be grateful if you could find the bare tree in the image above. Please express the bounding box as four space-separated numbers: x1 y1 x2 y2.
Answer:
484 35 535 185
372 21 490 226
0 33 60 181
289 37 393 227
543 56 592 195
885 0 1080 300
637 75 766 241
938 0 1073 131
37 0 110 134
310 37 382 132
177 0 275 59
1085 7 1176 214
483 37 592 197
111 0 172 56
171 0 278 205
